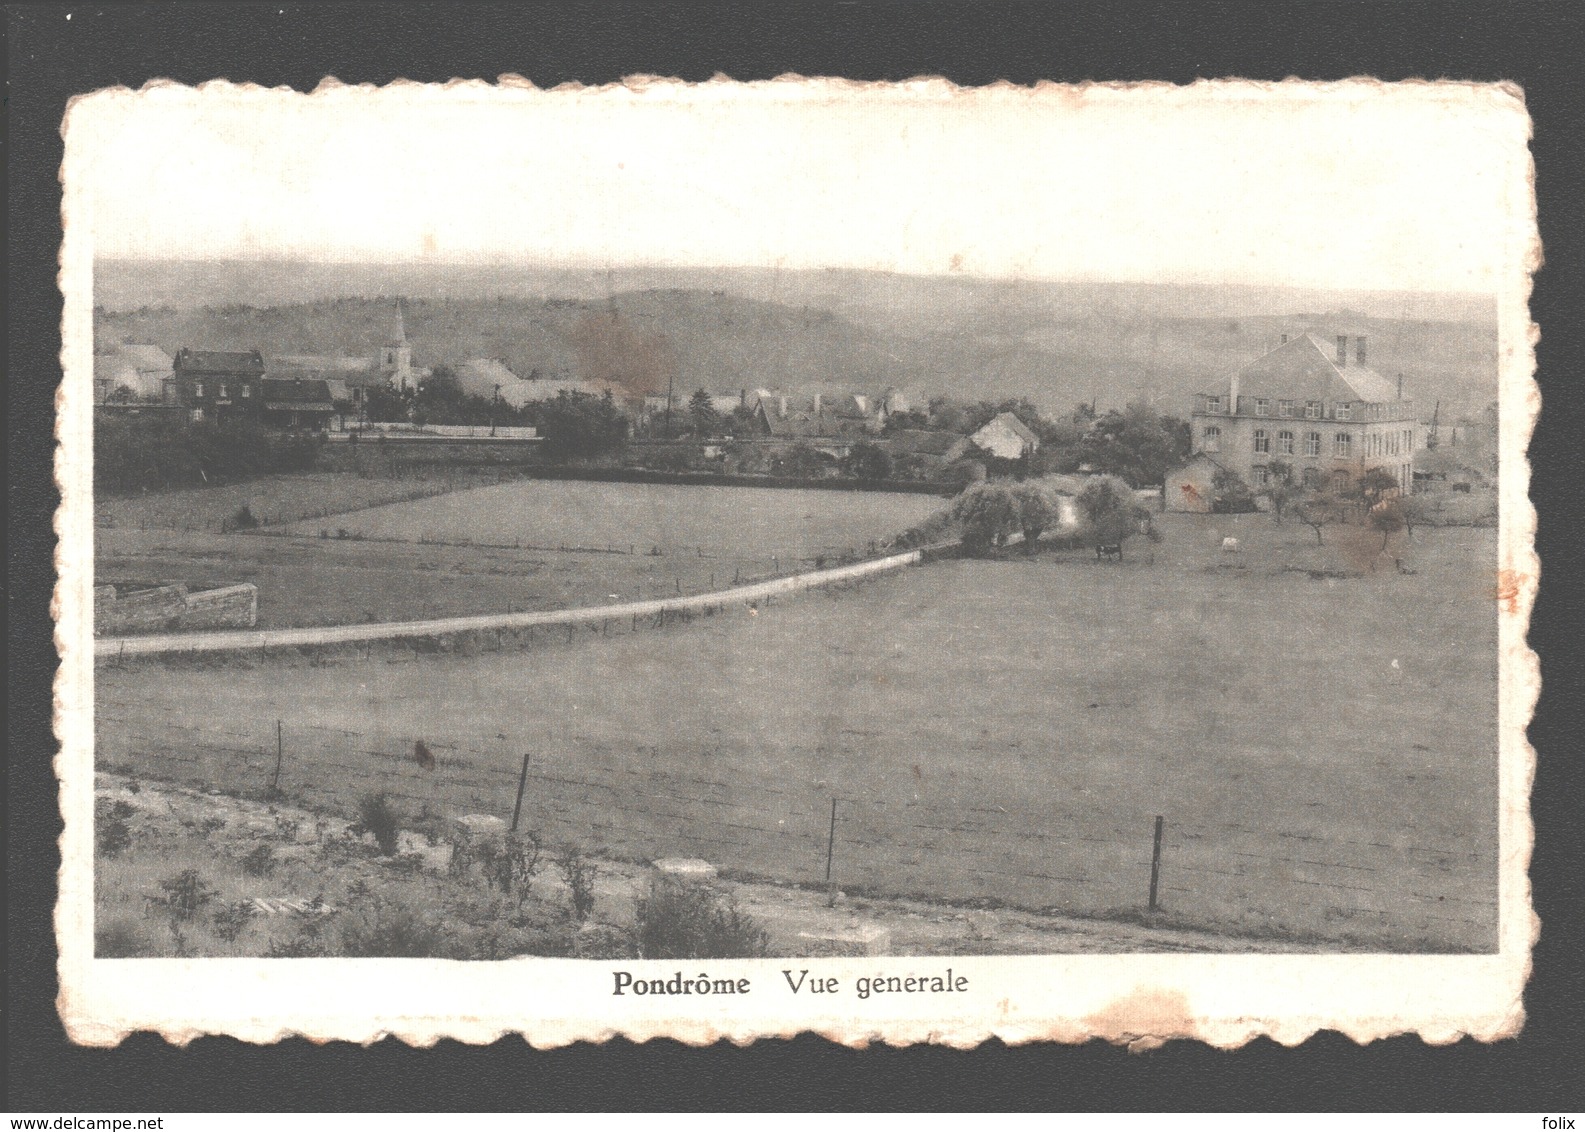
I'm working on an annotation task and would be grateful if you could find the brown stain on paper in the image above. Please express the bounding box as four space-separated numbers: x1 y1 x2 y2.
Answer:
1083 986 1197 1052
1496 568 1526 615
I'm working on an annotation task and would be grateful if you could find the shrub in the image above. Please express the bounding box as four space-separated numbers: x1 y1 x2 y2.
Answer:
156 868 219 921
635 878 770 960
357 792 402 856
240 843 277 877
95 797 135 859
230 503 259 530
338 897 451 958
950 482 1021 552
558 847 597 922
211 900 258 944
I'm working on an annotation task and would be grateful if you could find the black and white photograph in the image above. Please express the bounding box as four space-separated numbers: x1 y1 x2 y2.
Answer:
53 76 1536 1046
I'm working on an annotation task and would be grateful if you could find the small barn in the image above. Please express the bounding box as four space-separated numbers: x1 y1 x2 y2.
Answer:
968 412 1040 461
1164 453 1224 513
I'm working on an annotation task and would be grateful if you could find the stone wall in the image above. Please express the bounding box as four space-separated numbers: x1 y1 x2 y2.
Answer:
96 582 257 636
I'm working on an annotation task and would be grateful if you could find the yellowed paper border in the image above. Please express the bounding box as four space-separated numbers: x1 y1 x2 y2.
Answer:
55 76 1539 1048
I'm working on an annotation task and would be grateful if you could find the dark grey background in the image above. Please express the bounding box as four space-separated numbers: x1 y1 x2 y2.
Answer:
8 0 1583 1111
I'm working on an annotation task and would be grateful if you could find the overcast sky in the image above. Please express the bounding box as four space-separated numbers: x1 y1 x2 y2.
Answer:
68 78 1529 293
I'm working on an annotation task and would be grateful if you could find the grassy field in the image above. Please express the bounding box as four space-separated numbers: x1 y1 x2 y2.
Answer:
274 479 942 558
97 513 1498 950
96 471 480 532
96 478 941 630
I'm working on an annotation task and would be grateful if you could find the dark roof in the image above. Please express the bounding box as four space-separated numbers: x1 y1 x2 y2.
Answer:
174 348 265 376
1214 332 1402 405
880 429 963 456
261 378 335 406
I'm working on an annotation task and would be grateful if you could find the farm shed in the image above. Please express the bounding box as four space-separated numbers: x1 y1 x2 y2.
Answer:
1164 453 1224 513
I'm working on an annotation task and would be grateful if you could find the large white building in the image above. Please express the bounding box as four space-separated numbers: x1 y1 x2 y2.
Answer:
1168 330 1418 511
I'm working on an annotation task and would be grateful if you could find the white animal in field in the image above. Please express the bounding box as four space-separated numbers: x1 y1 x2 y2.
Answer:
1221 537 1240 553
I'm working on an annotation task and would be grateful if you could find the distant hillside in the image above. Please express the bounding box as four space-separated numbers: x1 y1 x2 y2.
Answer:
93 261 1499 418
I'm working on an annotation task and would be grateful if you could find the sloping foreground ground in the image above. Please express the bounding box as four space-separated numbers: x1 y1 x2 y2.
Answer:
96 774 1320 958
97 521 1498 951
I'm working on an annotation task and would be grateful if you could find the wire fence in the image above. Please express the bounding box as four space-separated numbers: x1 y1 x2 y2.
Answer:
94 705 1497 952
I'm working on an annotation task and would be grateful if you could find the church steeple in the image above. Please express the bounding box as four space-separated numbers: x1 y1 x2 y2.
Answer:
381 299 413 391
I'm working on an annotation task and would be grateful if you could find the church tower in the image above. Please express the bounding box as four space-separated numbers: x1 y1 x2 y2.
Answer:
380 300 414 391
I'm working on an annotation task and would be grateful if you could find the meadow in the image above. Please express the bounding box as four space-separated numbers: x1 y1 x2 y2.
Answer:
274 479 942 559
96 477 940 629
97 514 1499 950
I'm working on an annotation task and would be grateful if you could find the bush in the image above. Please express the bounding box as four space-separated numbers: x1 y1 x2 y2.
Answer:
338 897 451 958
357 792 402 856
558 847 597 922
950 482 1021 552
240 843 277 877
156 868 218 921
211 900 258 944
230 504 259 530
95 797 135 859
635 878 770 960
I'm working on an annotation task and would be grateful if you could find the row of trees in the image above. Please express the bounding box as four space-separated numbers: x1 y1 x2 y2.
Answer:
95 414 321 493
365 370 631 464
948 475 1150 558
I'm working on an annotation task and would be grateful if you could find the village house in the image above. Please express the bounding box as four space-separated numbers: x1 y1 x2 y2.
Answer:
1168 330 1418 512
966 411 1040 461
259 377 337 431
169 348 267 425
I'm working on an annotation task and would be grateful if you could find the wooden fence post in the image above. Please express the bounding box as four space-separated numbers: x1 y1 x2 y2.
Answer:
271 720 284 793
510 751 531 833
825 797 839 906
1148 815 1164 912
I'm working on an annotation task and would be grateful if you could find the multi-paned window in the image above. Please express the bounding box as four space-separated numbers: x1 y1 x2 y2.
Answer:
1202 425 1221 452
194 382 205 398
1277 430 1294 455
1206 396 1222 414
1305 431 1321 457
1304 400 1321 419
1335 403 1352 421
1334 432 1352 457
1254 398 1270 416
1253 429 1270 454
218 383 229 400
1278 399 1294 417
1252 465 1269 486
240 384 251 398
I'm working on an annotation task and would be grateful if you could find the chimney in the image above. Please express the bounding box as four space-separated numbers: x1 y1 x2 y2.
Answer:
1397 372 1404 400
778 394 787 418
1280 333 1288 344
813 392 822 415
1336 335 1348 366
1356 336 1368 368
1228 369 1240 417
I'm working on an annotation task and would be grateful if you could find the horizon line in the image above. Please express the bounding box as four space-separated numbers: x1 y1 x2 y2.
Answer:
92 254 1497 301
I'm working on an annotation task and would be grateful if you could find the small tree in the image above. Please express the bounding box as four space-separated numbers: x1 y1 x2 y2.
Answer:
1074 475 1139 559
841 441 892 482
688 389 720 436
1211 467 1259 513
1369 499 1407 556
1295 490 1341 545
1264 461 1299 524
1357 467 1400 510
950 481 1021 552
1010 481 1061 551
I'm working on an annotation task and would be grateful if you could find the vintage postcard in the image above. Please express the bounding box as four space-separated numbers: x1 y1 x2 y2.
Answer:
55 76 1537 1048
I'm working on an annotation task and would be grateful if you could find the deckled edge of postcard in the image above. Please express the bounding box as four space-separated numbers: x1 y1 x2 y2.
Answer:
53 75 1539 1050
